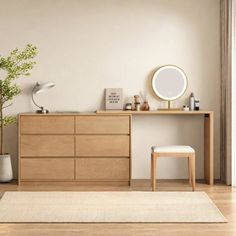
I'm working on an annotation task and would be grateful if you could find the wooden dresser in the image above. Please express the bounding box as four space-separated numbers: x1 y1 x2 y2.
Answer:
18 113 131 186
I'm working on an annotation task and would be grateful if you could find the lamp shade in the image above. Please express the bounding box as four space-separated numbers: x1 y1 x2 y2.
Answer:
34 82 55 94
32 82 55 114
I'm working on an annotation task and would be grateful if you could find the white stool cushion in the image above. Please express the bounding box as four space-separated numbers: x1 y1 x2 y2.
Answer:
152 145 195 153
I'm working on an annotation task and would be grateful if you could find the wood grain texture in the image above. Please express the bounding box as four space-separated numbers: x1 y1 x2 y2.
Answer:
76 115 130 134
0 181 234 236
75 158 130 180
96 110 213 115
20 158 75 180
97 110 214 186
20 135 75 157
20 115 75 134
190 154 196 191
18 115 21 186
76 135 130 157
19 181 130 186
151 152 196 191
129 115 132 185
204 113 214 185
19 114 131 185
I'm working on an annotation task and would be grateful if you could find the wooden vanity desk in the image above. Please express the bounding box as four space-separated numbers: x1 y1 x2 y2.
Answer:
97 110 214 185
18 110 214 186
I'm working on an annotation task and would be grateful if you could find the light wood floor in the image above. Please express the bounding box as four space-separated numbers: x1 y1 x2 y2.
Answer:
0 180 235 236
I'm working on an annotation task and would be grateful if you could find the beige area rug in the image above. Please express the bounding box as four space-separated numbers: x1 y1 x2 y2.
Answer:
0 191 226 223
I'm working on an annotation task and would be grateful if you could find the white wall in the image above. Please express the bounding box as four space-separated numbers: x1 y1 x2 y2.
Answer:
0 0 220 179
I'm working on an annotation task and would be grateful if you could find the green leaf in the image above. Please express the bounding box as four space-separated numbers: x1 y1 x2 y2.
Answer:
0 44 37 125
0 44 37 105
0 44 37 82
1 116 17 127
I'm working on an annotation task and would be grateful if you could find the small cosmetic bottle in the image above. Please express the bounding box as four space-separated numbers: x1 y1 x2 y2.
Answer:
189 93 195 111
183 105 189 111
194 99 200 111
135 103 141 111
125 103 132 111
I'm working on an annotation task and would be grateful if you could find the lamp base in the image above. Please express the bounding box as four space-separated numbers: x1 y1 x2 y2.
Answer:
36 109 49 114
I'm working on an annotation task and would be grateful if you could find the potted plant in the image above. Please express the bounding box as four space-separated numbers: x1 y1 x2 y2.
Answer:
0 44 37 182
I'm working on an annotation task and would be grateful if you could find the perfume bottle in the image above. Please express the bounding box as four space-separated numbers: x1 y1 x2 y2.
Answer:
141 101 150 111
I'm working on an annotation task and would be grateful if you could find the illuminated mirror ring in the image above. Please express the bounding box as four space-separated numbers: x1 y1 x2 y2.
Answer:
152 65 188 101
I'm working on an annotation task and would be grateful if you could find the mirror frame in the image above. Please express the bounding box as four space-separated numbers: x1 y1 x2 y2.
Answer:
152 65 188 101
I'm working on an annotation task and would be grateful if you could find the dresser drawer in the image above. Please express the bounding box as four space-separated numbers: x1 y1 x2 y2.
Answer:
75 158 129 180
20 135 74 157
20 115 74 134
21 158 74 180
76 116 130 134
76 135 129 157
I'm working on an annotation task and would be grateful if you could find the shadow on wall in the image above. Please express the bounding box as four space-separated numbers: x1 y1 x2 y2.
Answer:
5 124 18 179
4 84 34 179
145 66 161 101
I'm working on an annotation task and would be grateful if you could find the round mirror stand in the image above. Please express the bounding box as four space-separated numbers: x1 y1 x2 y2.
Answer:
160 100 180 111
167 101 171 110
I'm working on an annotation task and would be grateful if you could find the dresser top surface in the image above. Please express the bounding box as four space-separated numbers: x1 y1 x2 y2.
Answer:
19 112 96 116
96 110 213 115
19 110 213 116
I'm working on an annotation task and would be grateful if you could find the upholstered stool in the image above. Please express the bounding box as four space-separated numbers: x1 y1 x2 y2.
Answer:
151 145 195 191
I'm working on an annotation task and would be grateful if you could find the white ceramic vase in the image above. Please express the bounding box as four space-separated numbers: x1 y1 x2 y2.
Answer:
0 154 13 182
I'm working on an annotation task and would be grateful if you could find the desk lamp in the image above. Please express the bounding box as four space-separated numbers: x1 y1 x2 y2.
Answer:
32 82 55 113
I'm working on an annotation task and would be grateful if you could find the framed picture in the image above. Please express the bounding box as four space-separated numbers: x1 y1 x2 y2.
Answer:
105 88 123 110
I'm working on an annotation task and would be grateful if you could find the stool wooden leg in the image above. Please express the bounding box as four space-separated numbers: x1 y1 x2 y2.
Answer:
152 153 157 191
188 157 192 184
151 154 153 189
190 154 196 191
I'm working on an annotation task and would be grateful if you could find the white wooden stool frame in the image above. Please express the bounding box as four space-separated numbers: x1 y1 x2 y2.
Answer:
151 151 196 191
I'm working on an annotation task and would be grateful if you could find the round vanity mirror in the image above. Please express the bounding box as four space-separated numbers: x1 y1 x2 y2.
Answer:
152 65 188 103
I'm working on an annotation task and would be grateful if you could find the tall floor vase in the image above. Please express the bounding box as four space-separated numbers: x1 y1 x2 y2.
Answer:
0 154 13 182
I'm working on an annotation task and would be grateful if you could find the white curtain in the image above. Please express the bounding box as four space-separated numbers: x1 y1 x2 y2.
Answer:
232 0 236 187
220 0 233 185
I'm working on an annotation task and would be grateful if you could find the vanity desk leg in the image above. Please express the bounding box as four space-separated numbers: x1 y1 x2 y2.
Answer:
204 113 214 185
